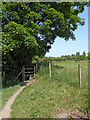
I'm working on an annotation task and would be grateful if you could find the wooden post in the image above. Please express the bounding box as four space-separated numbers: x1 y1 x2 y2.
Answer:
29 75 31 80
22 66 25 83
78 64 81 88
3 71 5 80
49 63 51 78
36 63 37 73
34 65 35 76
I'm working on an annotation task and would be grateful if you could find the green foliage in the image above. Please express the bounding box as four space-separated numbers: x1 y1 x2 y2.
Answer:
38 61 49 76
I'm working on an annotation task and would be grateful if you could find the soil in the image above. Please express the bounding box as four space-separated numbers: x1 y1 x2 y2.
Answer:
0 79 36 119
55 108 88 119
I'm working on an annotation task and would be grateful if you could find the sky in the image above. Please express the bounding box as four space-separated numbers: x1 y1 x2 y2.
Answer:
45 6 88 57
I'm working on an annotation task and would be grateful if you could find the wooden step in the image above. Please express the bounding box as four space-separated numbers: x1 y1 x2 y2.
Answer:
25 72 34 74
25 68 34 70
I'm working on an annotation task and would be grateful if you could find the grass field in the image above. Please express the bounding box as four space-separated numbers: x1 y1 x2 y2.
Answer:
52 61 88 89
11 61 88 118
0 84 20 111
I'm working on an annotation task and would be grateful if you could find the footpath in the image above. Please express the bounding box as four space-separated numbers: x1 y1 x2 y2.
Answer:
0 79 35 119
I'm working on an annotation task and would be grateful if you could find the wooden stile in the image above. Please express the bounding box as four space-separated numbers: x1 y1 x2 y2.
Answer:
36 63 37 73
22 66 25 82
34 65 35 76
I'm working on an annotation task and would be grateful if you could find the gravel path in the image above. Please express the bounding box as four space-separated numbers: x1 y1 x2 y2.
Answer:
0 79 35 119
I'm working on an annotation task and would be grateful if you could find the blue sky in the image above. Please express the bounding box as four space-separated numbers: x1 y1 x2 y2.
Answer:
45 6 88 57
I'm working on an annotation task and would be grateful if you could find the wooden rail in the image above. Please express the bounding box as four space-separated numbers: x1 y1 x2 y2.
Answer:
25 68 34 70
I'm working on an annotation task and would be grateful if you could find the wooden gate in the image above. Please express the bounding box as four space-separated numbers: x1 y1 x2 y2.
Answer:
25 67 34 78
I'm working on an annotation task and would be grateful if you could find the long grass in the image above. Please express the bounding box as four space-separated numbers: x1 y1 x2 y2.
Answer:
11 61 88 118
52 61 88 89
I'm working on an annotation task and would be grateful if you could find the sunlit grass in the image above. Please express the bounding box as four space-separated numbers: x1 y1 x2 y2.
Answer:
11 79 88 118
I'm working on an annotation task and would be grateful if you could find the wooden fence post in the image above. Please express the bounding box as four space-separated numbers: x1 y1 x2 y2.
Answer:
78 64 81 88
22 66 25 83
34 65 35 76
36 63 37 73
49 63 51 78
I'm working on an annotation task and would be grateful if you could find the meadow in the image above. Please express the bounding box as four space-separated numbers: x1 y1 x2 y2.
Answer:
11 60 88 118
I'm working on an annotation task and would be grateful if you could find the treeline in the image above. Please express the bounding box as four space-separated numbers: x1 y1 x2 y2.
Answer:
38 51 89 62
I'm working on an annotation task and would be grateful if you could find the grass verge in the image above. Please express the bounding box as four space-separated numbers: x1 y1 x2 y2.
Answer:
0 84 20 111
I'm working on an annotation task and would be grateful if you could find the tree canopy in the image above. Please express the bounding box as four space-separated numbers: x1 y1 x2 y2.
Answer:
2 2 89 85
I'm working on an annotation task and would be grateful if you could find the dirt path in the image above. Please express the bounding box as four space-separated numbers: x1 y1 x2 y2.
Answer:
0 79 35 119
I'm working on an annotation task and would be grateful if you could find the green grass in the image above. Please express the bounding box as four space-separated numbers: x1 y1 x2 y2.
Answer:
0 84 20 111
11 61 88 118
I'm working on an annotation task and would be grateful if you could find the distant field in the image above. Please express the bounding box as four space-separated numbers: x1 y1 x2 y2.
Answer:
11 61 88 118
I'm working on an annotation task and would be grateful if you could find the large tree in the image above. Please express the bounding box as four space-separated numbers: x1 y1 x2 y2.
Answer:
2 2 89 75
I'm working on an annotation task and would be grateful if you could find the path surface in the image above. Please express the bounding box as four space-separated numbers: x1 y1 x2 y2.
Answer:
0 79 35 119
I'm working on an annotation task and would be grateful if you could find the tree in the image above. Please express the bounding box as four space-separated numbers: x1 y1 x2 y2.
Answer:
76 52 80 55
61 55 65 57
2 2 89 83
71 54 75 56
83 51 86 56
